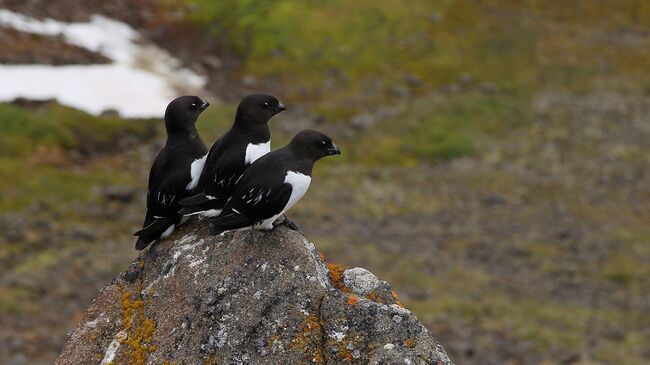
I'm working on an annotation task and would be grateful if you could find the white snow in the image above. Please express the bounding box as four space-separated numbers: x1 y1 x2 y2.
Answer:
0 9 207 118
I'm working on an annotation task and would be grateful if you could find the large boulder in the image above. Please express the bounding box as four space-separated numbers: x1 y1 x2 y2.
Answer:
56 221 454 365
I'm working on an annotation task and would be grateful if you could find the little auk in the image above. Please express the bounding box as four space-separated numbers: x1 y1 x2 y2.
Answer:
178 94 285 217
133 95 209 250
207 130 340 235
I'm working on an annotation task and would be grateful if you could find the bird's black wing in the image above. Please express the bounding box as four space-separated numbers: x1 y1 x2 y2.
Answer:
135 151 188 235
134 187 181 235
179 134 246 210
208 183 292 235
214 154 291 221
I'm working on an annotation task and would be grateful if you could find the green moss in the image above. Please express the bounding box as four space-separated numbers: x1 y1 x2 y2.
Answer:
0 102 156 157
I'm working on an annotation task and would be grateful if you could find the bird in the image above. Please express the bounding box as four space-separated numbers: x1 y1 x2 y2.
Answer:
207 130 341 236
178 94 285 218
133 95 210 250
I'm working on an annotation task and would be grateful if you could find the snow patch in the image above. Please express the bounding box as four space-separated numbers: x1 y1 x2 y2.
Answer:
0 9 207 118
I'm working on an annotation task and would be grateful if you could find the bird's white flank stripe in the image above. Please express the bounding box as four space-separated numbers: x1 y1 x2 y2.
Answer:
244 140 271 165
255 171 311 230
186 153 208 190
159 224 175 239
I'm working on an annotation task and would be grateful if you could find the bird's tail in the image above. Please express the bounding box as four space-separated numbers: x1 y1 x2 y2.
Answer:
135 235 156 250
208 213 253 236
133 216 175 250
178 193 221 216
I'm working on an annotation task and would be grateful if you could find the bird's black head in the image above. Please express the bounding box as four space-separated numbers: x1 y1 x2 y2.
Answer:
164 95 210 133
234 94 285 128
289 130 341 162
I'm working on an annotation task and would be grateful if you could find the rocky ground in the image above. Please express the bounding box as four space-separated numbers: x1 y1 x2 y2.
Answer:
56 223 454 365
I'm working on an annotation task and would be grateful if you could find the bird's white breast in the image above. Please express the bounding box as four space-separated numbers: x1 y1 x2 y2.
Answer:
244 140 271 165
186 153 207 190
283 171 311 212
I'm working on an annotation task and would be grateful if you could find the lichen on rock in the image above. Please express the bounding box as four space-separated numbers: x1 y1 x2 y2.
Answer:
56 221 454 365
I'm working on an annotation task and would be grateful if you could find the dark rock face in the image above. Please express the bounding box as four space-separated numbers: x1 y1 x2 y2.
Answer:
56 222 453 365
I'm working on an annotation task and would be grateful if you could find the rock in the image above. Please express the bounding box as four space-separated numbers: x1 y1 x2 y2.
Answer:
478 82 498 95
99 185 137 203
390 85 411 98
429 12 443 23
351 113 376 130
203 56 222 70
0 213 28 242
56 221 454 365
241 74 258 87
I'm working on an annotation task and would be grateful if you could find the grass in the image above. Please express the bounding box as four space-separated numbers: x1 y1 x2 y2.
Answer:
170 0 650 168
0 102 156 213
0 102 156 157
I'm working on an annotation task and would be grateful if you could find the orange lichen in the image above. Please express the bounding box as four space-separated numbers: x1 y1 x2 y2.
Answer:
391 290 404 307
120 291 156 365
318 252 327 262
347 294 358 305
405 338 416 348
313 349 325 364
327 263 351 293
203 355 217 365
366 291 382 303
291 315 325 364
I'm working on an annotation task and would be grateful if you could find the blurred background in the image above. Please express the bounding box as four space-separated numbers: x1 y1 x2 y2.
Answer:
0 1 649 364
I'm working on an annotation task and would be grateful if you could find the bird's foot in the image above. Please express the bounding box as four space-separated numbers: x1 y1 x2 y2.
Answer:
277 215 305 236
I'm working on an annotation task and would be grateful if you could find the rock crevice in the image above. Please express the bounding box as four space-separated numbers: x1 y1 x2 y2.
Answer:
56 222 454 365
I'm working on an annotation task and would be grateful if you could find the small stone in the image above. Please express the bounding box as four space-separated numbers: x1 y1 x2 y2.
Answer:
293 265 300 272
383 343 395 350
343 267 383 295
207 295 218 306
352 350 361 359
203 56 222 69
392 315 402 323
351 114 376 130
390 85 411 98
242 74 257 86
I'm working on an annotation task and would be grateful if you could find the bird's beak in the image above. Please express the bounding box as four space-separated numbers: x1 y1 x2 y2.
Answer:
274 102 286 115
327 144 341 155
200 100 210 111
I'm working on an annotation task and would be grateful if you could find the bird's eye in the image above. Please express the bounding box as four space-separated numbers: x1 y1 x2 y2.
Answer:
264 102 269 107
191 103 196 108
321 140 326 145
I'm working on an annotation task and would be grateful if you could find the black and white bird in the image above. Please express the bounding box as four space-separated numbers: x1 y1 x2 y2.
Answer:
207 130 340 236
178 94 285 217
133 96 210 250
